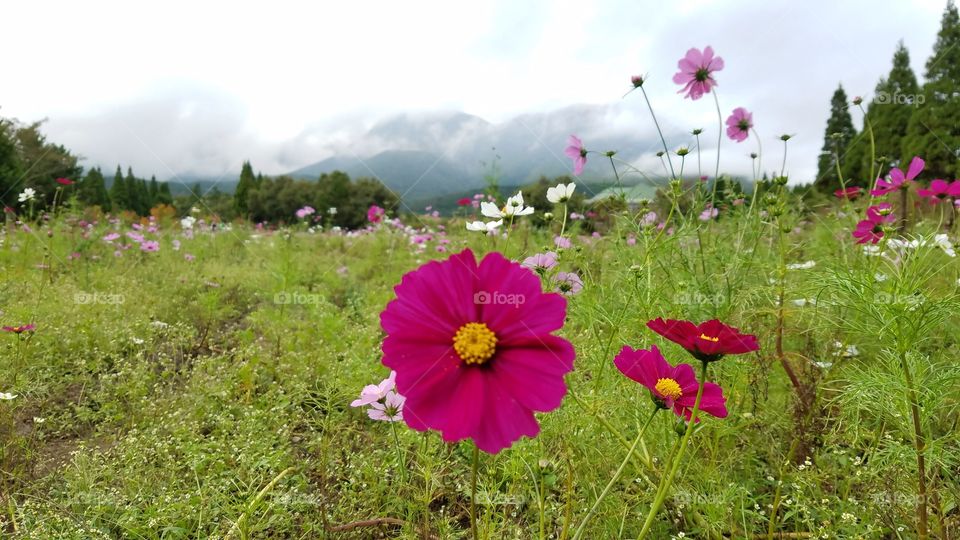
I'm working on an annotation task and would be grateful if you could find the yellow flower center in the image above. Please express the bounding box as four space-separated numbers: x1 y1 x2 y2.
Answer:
699 333 720 342
654 378 683 400
453 322 498 365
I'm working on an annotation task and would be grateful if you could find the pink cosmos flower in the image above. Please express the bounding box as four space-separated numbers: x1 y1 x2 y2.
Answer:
564 135 587 176
614 345 728 421
554 272 583 295
522 252 559 273
102 233 120 242
351 371 397 407
367 205 386 224
367 391 406 422
871 156 924 196
554 236 572 249
2 324 36 334
55 178 74 186
852 203 896 244
699 205 719 221
140 241 160 252
672 46 724 100
380 249 575 454
295 206 315 219
725 107 753 142
184 254 196 262
834 186 863 200
917 179 960 204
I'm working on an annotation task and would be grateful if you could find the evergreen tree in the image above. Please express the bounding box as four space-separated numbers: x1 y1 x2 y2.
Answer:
905 1 960 179
109 165 128 210
158 182 173 205
80 167 111 210
0 118 21 207
149 176 159 208
234 160 256 217
814 84 859 193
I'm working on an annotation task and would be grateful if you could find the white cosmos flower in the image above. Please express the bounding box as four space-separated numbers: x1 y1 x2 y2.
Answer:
786 260 816 270
0 392 17 400
18 188 36 203
933 234 956 257
466 220 503 233
547 182 576 203
180 216 197 229
481 192 534 218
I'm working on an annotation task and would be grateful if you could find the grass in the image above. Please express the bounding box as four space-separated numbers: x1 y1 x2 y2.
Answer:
1 196 959 539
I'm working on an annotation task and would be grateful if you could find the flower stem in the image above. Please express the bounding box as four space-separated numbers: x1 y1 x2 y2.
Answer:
637 361 709 539
471 444 480 540
639 87 676 180
572 407 659 540
390 421 407 483
900 352 928 540
710 91 722 207
559 203 569 238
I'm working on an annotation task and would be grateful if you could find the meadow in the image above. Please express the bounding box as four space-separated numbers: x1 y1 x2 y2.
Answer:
1 175 959 539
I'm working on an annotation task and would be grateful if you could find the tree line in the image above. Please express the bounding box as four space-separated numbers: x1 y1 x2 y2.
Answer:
814 1 960 193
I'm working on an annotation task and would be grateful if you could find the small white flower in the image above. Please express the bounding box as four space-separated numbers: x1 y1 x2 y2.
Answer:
933 234 956 257
546 182 576 204
18 188 36 203
874 272 888 282
792 298 816 307
466 220 503 233
180 216 197 229
0 392 17 400
328 207 337 215
786 260 816 270
481 192 534 218
33 417 45 424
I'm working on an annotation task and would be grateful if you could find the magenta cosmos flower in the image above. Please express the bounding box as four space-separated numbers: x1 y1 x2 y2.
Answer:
917 179 960 204
852 203 896 244
871 156 924 196
834 186 863 200
564 135 587 176
2 324 35 334
673 46 724 100
380 249 575 454
725 107 753 142
614 345 727 421
647 318 759 363
367 205 386 224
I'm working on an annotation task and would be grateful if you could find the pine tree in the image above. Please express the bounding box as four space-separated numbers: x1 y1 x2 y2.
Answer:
125 167 141 214
148 176 159 209
0 118 21 207
158 182 173 205
109 165 128 211
905 1 960 179
815 85 859 193
80 167 111 211
234 160 256 217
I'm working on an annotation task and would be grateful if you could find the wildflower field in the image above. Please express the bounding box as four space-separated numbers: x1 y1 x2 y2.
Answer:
4 23 960 539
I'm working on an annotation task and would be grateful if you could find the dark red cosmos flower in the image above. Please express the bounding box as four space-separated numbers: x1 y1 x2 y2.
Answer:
56 178 75 186
457 197 472 206
2 324 36 334
646 318 759 363
614 345 727 421
834 186 863 200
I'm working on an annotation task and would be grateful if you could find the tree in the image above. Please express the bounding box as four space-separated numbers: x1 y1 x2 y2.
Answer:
12 120 81 206
905 1 960 179
814 84 859 193
158 182 173 205
234 160 256 217
0 117 21 207
109 165 128 210
79 167 110 210
148 176 160 208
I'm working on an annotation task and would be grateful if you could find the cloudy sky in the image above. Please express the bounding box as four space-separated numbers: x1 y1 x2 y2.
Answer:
1 0 948 183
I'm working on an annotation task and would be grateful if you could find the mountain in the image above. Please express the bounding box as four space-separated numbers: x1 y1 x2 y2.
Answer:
287 104 671 201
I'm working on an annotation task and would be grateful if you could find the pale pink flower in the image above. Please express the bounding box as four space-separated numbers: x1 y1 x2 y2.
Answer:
672 46 724 100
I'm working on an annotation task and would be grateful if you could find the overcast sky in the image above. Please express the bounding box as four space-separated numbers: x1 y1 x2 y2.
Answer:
1 0 948 183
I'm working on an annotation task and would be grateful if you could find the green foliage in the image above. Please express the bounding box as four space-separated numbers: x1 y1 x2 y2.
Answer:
905 1 960 179
815 85 859 193
234 160 256 218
